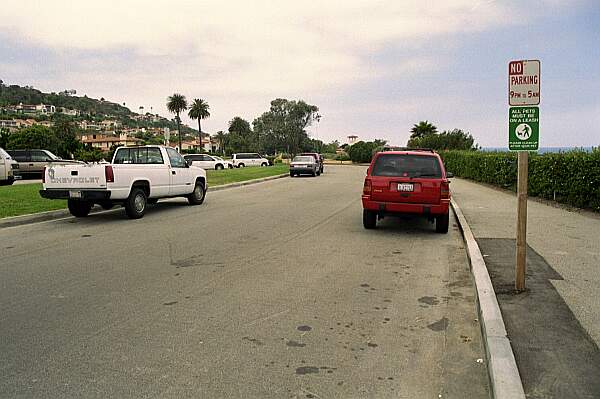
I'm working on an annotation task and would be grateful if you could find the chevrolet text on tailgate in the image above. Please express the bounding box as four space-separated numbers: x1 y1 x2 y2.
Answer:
362 149 452 233
40 146 207 219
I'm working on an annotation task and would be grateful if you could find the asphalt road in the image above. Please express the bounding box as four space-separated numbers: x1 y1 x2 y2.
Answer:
0 165 488 398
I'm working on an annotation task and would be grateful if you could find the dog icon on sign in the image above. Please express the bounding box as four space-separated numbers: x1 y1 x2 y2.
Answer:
515 124 532 140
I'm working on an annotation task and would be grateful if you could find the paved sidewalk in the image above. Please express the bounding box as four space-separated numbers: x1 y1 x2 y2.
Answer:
451 178 600 397
451 177 600 346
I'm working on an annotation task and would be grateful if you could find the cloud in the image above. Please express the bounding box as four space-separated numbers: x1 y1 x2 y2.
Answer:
1 0 588 144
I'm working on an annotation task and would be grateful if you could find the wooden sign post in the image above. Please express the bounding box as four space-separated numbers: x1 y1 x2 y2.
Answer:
508 59 540 291
515 151 528 291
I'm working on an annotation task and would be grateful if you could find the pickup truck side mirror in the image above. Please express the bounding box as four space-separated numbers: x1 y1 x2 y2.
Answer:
446 172 454 178
185 159 192 167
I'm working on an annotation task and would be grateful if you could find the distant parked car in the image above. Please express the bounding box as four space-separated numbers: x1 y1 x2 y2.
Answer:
184 154 233 170
0 147 20 185
7 149 81 178
301 152 324 174
289 155 319 177
361 149 452 233
231 153 269 168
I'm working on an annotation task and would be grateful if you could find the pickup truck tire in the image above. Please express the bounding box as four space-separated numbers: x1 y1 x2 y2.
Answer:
363 210 377 229
435 213 449 234
68 199 92 217
124 188 147 219
188 180 206 205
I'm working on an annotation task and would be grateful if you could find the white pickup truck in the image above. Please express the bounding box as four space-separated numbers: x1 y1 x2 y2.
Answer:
40 146 207 219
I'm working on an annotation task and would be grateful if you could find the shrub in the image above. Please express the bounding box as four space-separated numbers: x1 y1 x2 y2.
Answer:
334 152 350 161
440 149 600 212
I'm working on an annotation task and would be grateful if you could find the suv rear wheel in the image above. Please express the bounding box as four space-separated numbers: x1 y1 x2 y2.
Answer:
68 199 92 217
435 213 449 234
125 188 147 219
238 163 245 168
363 210 377 229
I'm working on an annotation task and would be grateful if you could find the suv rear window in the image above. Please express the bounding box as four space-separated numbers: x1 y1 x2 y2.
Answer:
372 154 442 178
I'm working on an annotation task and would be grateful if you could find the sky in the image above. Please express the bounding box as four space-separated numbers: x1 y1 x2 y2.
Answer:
1 0 599 147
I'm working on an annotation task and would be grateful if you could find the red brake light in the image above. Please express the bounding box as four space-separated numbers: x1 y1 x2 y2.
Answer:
105 165 114 183
363 179 372 195
42 167 46 183
441 181 450 199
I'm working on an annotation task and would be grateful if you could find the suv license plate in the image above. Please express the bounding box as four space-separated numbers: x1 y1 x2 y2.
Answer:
69 190 82 198
397 183 413 192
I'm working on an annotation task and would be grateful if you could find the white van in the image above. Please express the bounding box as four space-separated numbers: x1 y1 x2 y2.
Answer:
0 147 19 185
231 153 269 168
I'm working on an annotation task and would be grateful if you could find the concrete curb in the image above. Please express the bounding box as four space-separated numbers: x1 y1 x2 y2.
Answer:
0 173 289 229
451 198 526 399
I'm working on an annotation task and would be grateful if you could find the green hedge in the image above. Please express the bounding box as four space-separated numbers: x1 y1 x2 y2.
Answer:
439 149 600 212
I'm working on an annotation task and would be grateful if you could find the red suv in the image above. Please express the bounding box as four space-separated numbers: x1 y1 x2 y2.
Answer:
362 149 452 233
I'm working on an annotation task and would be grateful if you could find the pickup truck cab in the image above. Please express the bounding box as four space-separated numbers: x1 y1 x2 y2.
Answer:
40 146 207 219
362 149 451 233
0 147 20 185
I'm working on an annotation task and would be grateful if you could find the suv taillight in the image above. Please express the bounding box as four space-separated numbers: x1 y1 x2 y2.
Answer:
42 167 46 183
363 179 372 195
441 181 450 199
105 165 114 183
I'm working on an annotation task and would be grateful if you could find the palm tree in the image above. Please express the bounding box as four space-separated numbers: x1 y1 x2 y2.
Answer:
166 93 188 151
187 98 210 150
214 130 226 155
410 121 438 139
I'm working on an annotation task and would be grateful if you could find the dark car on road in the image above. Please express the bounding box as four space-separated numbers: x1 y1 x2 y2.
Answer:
300 152 324 174
361 149 452 233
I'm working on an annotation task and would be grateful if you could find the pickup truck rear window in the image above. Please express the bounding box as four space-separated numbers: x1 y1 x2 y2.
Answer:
114 148 164 164
372 154 442 178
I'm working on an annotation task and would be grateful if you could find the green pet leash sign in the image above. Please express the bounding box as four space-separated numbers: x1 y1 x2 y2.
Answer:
509 106 539 151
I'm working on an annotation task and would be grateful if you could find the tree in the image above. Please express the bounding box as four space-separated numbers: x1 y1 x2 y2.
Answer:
347 141 379 163
407 129 477 150
52 116 81 158
410 121 438 139
0 128 9 148
6 126 60 153
252 98 320 156
188 98 210 147
166 93 187 151
214 130 226 155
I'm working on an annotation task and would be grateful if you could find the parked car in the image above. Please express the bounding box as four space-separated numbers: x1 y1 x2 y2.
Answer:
7 149 81 178
300 152 324 174
0 147 20 185
231 153 269 168
361 149 452 233
289 155 319 177
184 154 233 170
40 146 207 219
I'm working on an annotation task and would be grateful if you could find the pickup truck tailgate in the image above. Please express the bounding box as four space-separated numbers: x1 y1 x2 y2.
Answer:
44 164 107 189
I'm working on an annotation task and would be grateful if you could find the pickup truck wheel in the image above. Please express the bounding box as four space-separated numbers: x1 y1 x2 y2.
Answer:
125 188 147 219
188 180 206 205
68 199 92 217
363 210 377 229
435 213 449 234
215 164 224 170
